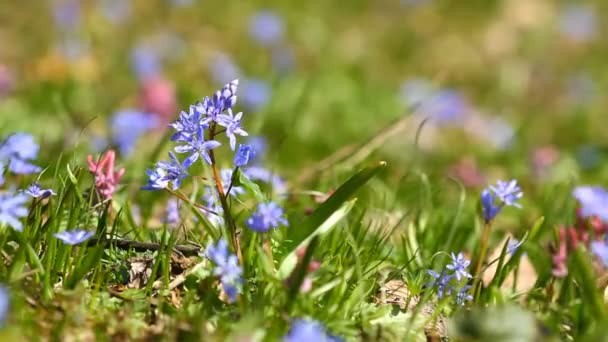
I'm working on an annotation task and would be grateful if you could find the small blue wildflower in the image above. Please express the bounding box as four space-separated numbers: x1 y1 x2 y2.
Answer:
489 179 523 208
445 252 472 281
241 78 271 111
142 152 189 190
559 5 597 43
131 45 161 81
454 285 473 306
174 125 221 167
284 319 330 342
249 10 285 47
0 163 4 186
8 159 42 175
217 110 248 151
54 229 95 245
195 79 239 124
247 202 289 233
24 182 57 199
110 110 158 155
243 166 288 197
234 144 254 167
0 286 8 326
0 191 29 231
201 188 224 226
52 0 80 30
0 133 41 175
205 239 242 303
573 186 608 221
591 241 608 267
421 89 468 125
427 270 452 299
221 169 245 196
481 189 501 223
165 199 180 225
170 105 206 142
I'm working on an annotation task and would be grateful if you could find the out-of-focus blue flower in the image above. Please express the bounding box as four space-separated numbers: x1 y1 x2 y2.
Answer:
217 110 248 151
246 201 288 232
507 239 524 256
174 125 221 167
284 319 330 342
143 152 189 190
426 270 452 299
24 182 57 199
205 239 242 303
100 0 131 24
0 133 39 161
483 117 515 150
243 166 288 197
421 90 468 124
573 186 608 221
489 179 523 208
110 110 158 156
454 285 473 306
249 10 285 47
241 78 271 111
165 198 180 225
271 47 295 75
131 45 161 81
591 241 608 267
54 229 94 245
221 169 245 196
0 163 4 186
201 188 224 226
481 189 501 223
234 144 254 167
576 145 600 170
559 5 597 43
445 252 472 281
0 286 9 326
0 191 29 231
209 54 241 85
52 0 80 30
8 159 42 175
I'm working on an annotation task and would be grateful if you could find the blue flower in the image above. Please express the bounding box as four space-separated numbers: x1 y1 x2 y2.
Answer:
0 191 29 231
241 78 271 111
52 0 80 30
445 252 472 281
201 188 224 227
221 169 245 196
0 286 9 327
130 45 161 81
209 54 241 85
174 125 221 167
454 285 473 306
489 179 523 208
165 199 180 225
480 189 501 223
591 241 608 267
195 79 239 125
205 239 242 303
573 186 608 221
54 229 94 245
110 110 158 155
247 202 288 232
0 133 41 175
142 152 189 190
284 319 330 342
0 163 4 186
427 270 452 299
559 5 597 43
217 110 248 151
169 105 206 142
24 182 56 199
8 159 41 174
234 144 254 167
243 166 288 197
249 10 285 47
100 0 131 24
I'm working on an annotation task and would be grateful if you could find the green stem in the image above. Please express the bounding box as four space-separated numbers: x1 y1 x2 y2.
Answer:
473 221 492 299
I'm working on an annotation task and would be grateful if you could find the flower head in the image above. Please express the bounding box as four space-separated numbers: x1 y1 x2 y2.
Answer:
591 241 608 267
247 201 288 232
249 10 284 47
217 109 248 151
110 110 158 156
195 79 239 124
87 150 125 199
24 182 56 199
480 189 501 223
174 125 221 167
170 105 205 142
0 191 29 231
241 79 271 111
234 144 254 167
54 229 94 245
130 45 161 81
205 239 242 303
0 133 41 175
454 285 473 306
201 188 224 226
445 252 472 281
284 319 330 342
489 179 523 208
559 5 597 43
573 186 608 221
426 270 453 299
143 152 188 190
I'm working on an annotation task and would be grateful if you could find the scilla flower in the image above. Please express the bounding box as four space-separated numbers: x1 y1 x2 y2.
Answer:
247 202 288 232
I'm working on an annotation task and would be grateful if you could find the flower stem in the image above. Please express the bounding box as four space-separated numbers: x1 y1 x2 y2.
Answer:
473 221 492 299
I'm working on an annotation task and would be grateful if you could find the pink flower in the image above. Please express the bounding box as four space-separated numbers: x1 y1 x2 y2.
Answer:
87 150 125 200
138 77 177 125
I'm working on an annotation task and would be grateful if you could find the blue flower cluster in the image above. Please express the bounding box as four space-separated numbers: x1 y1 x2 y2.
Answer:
0 133 41 176
205 239 243 303
573 186 608 221
284 319 341 342
427 252 473 306
480 179 523 222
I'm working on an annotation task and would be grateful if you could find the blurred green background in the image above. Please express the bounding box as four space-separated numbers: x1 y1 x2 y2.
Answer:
0 0 605 185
